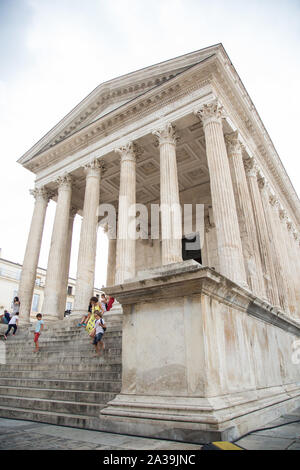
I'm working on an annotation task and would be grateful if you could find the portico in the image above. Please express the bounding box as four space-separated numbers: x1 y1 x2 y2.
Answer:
17 44 300 440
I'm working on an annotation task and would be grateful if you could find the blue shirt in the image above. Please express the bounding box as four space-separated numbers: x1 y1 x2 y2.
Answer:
35 320 44 333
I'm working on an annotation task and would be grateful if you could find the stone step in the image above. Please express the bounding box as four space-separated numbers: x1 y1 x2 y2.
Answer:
0 361 121 372
0 405 99 429
0 322 122 338
0 369 121 381
0 377 121 392
0 385 117 403
4 348 122 361
0 394 104 417
1 364 121 373
4 338 122 351
4 351 122 363
1 330 120 340
0 315 123 428
4 341 121 352
7 327 122 336
4 333 122 344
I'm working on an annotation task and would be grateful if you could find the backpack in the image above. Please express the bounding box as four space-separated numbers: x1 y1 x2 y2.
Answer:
101 318 106 332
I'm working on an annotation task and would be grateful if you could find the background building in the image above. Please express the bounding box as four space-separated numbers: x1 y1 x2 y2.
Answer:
0 248 102 320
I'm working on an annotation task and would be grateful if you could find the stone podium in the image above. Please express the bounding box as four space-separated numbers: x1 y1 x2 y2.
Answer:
101 260 300 442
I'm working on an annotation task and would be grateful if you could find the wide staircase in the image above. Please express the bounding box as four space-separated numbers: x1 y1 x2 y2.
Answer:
0 314 122 429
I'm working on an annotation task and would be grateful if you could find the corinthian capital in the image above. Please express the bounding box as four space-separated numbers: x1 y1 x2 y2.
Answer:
115 141 142 163
279 208 288 222
243 156 258 178
225 131 242 156
30 186 52 202
269 194 279 208
194 99 225 127
83 158 105 176
152 123 178 147
257 174 271 194
286 219 293 232
56 173 72 190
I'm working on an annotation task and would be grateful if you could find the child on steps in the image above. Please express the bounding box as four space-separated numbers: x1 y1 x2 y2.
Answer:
34 314 44 352
4 312 19 340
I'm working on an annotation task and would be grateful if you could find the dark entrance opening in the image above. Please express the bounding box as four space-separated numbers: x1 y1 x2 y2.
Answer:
182 232 202 264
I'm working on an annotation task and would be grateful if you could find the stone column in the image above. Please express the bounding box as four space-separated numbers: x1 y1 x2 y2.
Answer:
58 206 77 318
73 160 102 317
225 132 265 298
106 228 117 286
115 142 137 284
292 229 300 320
18 187 50 323
286 220 300 319
258 178 289 312
153 123 183 266
195 102 247 286
244 159 280 308
42 174 72 321
278 207 297 318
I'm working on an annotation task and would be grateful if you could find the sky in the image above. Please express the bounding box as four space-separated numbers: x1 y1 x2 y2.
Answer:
0 0 299 288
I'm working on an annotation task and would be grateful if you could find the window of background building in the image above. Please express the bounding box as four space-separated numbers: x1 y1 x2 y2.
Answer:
32 294 40 312
66 302 72 311
67 286 73 295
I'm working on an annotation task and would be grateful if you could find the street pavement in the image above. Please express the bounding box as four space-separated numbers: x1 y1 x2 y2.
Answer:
0 407 300 451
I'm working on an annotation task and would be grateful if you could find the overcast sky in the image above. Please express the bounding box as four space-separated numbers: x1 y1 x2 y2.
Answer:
0 0 299 288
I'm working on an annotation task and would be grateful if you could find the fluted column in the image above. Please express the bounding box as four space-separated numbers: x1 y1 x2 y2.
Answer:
244 159 279 307
277 207 297 318
73 160 102 316
292 229 300 319
225 132 265 298
258 178 289 312
286 220 300 319
18 187 50 323
106 236 117 287
58 206 77 318
195 102 247 286
42 174 72 321
115 142 137 284
153 123 182 266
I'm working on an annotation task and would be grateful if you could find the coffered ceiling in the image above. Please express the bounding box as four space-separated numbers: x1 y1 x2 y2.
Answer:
48 113 211 212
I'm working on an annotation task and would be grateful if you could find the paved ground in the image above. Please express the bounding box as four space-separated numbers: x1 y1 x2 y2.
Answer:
0 418 202 451
0 407 300 450
235 407 300 450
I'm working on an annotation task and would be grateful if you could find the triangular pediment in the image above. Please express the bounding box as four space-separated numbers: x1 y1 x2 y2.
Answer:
19 44 222 163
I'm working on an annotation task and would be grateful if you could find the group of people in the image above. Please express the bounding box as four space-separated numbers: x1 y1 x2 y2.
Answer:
0 297 20 340
77 294 114 357
1 294 114 357
1 297 44 352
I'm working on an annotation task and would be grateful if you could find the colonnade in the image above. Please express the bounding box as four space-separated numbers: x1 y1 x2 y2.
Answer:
18 99 300 323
